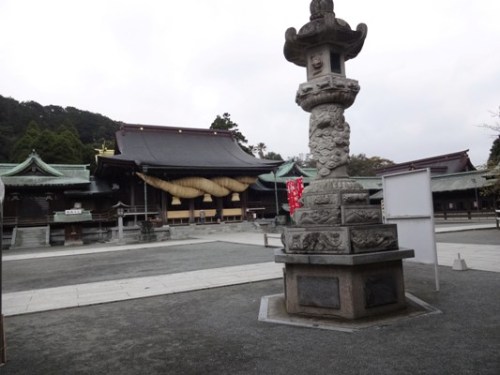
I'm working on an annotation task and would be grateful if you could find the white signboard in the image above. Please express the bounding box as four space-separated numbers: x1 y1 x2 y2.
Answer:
383 169 439 290
65 209 83 215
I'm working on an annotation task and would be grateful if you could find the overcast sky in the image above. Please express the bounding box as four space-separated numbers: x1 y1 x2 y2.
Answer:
1 0 499 167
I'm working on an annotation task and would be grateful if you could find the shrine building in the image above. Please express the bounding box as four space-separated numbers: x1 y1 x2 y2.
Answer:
95 124 282 225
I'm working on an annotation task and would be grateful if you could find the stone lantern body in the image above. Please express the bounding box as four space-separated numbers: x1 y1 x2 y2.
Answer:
276 0 414 320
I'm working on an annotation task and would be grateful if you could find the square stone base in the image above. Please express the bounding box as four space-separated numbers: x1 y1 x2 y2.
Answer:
259 293 441 332
283 260 407 320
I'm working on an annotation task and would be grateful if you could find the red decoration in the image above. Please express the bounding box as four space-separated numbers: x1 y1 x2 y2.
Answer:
286 177 304 216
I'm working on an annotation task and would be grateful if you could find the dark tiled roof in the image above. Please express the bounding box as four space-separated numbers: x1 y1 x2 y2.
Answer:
369 170 492 200
64 177 117 197
97 124 281 175
375 150 476 176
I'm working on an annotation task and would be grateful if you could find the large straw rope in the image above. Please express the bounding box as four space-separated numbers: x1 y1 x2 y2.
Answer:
171 177 229 197
136 173 257 199
136 172 202 198
211 177 248 193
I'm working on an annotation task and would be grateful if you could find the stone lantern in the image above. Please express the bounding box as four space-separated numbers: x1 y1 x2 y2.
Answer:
112 201 129 244
275 0 415 320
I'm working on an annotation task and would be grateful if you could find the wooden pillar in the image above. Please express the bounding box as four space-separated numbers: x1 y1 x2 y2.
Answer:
130 177 137 226
273 169 279 217
189 199 195 223
241 190 248 220
142 166 149 221
143 182 148 221
216 197 223 223
161 191 168 223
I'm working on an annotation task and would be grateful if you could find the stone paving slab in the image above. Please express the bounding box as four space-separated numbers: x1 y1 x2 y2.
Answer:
436 242 500 273
3 264 499 375
2 238 216 262
435 223 496 232
2 262 283 316
2 225 499 319
196 231 500 272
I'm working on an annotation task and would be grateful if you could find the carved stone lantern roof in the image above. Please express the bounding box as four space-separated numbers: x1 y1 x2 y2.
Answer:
284 0 367 67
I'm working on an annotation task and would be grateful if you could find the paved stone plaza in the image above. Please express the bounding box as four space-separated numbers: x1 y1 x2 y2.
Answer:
1 224 499 374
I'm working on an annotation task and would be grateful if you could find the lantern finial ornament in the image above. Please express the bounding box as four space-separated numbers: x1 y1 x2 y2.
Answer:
310 0 334 21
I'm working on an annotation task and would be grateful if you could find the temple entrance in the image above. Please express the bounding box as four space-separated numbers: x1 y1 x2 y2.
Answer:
18 196 49 222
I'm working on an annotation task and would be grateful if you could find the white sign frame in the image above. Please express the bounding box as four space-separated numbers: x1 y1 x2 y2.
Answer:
382 169 439 291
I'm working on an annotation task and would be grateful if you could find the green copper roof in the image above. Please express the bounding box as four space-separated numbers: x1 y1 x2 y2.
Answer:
0 151 90 187
352 177 384 190
369 170 492 200
430 170 492 192
257 162 493 195
1 151 64 177
259 161 316 184
53 210 93 223
0 176 90 187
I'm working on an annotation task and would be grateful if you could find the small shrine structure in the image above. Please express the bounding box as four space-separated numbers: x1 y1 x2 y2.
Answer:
0 151 92 225
0 151 115 247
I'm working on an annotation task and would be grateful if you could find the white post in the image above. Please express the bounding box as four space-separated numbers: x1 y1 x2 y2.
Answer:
118 215 124 244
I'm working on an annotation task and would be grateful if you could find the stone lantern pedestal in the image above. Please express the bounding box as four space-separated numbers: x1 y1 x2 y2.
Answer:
277 202 415 320
276 243 414 320
273 1 415 321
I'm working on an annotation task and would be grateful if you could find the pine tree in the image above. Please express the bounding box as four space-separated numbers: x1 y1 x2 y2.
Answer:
210 113 252 155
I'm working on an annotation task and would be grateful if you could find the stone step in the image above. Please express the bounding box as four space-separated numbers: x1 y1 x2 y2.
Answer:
12 227 50 249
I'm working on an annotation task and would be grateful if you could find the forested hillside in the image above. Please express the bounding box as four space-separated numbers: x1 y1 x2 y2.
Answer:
0 95 120 168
